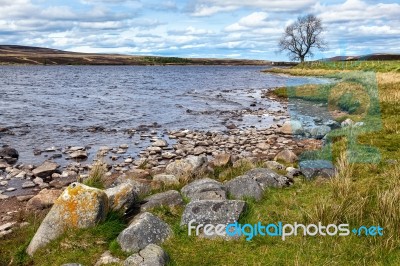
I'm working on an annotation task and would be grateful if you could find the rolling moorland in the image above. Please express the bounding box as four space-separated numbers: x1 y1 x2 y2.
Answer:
0 45 270 66
0 52 400 265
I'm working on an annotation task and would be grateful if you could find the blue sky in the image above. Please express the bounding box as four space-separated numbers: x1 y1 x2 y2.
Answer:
0 0 399 60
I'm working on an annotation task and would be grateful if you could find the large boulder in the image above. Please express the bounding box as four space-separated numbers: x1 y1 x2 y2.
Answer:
152 174 179 186
124 244 169 266
105 182 138 212
181 200 246 226
244 168 293 189
165 155 208 179
117 212 172 253
0 147 19 164
274 149 298 163
225 175 263 201
141 190 184 212
299 160 336 179
181 178 226 201
27 189 62 210
32 161 59 178
26 183 108 256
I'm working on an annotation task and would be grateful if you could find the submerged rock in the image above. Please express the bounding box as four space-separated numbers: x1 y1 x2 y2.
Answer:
26 183 108 256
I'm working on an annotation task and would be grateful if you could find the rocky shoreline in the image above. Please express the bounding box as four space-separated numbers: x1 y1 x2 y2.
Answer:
0 88 348 265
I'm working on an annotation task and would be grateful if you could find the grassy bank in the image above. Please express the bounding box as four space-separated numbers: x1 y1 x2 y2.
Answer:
2 61 400 265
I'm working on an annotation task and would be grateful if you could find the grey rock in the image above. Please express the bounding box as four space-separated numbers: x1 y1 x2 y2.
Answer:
280 120 303 135
307 125 331 139
69 150 88 160
27 189 62 210
299 160 336 179
165 155 208 178
105 182 138 212
245 168 293 189
0 147 19 164
22 181 36 189
210 153 231 167
26 183 108 255
32 161 59 178
153 174 179 186
124 244 169 266
265 161 284 170
181 178 226 201
225 175 263 201
94 251 121 266
286 167 302 178
153 139 168 147
181 200 246 226
141 190 184 211
117 212 172 253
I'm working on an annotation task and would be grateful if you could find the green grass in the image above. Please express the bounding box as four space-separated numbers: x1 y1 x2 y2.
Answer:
296 60 400 72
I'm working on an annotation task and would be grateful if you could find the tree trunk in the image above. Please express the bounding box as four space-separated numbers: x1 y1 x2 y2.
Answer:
300 56 305 63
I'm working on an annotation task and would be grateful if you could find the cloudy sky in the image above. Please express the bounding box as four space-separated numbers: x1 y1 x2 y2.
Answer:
0 0 399 60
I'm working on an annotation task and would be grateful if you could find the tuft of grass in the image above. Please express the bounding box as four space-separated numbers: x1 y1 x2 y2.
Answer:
84 160 107 189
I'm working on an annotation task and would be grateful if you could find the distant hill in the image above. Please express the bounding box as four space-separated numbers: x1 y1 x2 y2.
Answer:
0 45 270 66
321 53 400 61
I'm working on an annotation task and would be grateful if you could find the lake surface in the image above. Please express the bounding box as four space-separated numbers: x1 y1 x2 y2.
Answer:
0 65 328 164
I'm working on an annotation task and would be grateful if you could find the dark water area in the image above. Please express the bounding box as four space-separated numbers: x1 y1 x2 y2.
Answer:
0 65 329 165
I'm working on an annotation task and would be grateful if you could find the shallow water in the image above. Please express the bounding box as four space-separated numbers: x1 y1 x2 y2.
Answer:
0 65 328 164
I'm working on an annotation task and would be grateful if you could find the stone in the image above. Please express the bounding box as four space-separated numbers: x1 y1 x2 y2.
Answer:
265 161 284 170
49 175 76 188
165 155 208 179
307 125 331 139
69 150 88 160
286 167 302 178
299 160 336 179
32 161 59 178
0 162 10 170
117 212 172 253
153 139 168 147
0 147 19 164
245 168 293 189
225 175 263 201
0 222 15 232
280 120 303 135
94 251 121 266
274 149 298 163
256 143 270 150
341 118 354 127
22 181 36 189
153 174 179 186
210 153 231 167
26 183 108 255
193 146 206 155
141 190 184 211
27 189 62 210
181 200 246 226
181 178 226 201
124 244 169 266
17 195 34 202
105 182 137 212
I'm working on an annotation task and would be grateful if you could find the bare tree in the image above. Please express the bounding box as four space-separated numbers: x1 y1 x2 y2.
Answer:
278 14 326 62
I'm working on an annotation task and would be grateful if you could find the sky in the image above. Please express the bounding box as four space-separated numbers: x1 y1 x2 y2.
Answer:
0 0 399 60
